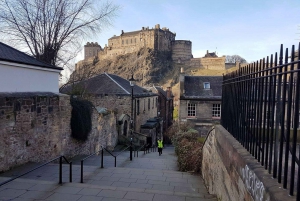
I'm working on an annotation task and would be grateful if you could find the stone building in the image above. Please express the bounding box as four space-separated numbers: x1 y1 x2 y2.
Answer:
179 70 223 136
60 73 158 138
84 42 102 60
189 50 226 70
83 24 193 63
153 86 174 141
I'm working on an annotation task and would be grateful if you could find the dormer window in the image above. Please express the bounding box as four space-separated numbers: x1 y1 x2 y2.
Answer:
204 82 210 89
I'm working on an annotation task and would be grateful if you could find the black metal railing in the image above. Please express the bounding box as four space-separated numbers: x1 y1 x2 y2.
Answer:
80 145 130 183
0 155 72 187
222 43 300 199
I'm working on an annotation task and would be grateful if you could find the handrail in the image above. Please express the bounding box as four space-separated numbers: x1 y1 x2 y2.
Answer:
136 143 147 157
80 145 131 183
202 127 215 149
113 145 130 157
0 155 72 187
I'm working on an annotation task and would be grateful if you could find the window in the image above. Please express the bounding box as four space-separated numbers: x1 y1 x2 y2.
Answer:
204 82 210 89
187 103 196 117
148 99 150 110
136 100 140 115
152 98 154 108
212 104 221 118
122 40 124 45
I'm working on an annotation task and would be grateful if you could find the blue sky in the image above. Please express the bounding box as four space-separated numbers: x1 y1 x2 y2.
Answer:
82 0 300 63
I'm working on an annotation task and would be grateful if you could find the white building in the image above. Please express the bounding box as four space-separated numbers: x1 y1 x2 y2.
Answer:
0 42 63 92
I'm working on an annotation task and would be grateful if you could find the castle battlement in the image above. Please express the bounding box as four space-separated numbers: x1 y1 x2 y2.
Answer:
84 24 179 61
82 24 225 71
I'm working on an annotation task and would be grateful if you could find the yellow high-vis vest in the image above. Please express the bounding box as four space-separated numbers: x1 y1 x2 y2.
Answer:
158 140 163 148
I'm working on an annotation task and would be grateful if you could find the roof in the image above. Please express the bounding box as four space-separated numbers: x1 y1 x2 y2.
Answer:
154 86 167 98
60 73 157 97
0 92 63 98
140 118 160 129
109 29 152 40
0 42 63 70
204 52 218 58
182 76 223 100
109 27 175 40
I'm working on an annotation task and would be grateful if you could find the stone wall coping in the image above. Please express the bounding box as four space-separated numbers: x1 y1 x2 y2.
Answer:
215 125 295 201
0 92 69 98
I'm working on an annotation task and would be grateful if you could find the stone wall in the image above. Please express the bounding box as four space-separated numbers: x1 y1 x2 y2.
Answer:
190 57 226 70
91 95 158 134
0 93 118 172
202 125 294 201
172 40 192 63
94 24 176 61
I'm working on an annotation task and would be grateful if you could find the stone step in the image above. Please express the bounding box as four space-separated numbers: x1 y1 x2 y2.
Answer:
0 166 217 201
0 146 217 200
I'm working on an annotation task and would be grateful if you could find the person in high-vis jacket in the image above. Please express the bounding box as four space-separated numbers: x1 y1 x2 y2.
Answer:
157 138 163 156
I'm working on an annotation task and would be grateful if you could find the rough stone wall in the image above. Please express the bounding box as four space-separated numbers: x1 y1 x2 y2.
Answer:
91 95 158 134
179 99 221 136
0 93 118 172
84 25 176 61
84 42 102 60
202 125 294 201
179 100 221 121
172 40 192 63
190 57 226 70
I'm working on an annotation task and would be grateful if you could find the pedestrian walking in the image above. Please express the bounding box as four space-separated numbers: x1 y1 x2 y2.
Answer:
157 138 163 156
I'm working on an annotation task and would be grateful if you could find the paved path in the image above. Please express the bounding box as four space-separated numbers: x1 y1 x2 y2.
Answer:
0 146 216 201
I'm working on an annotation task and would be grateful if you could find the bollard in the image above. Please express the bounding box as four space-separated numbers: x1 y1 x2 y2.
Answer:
101 149 104 168
69 162 72 183
80 160 83 183
59 156 62 184
130 143 133 161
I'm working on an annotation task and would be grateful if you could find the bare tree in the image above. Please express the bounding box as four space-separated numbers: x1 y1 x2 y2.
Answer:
225 55 247 63
0 0 119 67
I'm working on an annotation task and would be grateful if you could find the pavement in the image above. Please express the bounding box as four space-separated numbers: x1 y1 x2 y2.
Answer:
0 146 217 201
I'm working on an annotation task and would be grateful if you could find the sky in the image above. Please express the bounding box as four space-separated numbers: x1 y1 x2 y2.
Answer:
79 0 300 63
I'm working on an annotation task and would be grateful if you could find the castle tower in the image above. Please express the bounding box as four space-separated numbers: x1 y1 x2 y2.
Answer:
84 42 102 60
172 40 192 63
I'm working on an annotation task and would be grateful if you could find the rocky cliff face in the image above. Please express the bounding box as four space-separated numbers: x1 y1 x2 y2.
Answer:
83 47 177 87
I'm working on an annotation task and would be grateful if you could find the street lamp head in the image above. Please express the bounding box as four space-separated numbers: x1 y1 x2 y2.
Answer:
129 74 135 87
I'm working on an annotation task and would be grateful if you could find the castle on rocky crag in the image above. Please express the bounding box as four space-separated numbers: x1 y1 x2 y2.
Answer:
82 24 229 71
84 24 192 63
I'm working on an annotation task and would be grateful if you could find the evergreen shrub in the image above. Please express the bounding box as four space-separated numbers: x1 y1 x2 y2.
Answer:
167 122 203 173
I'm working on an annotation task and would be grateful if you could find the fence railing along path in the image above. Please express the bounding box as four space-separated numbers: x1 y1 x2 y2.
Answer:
222 42 300 200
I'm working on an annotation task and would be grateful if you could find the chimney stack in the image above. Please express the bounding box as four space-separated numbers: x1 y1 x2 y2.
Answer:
166 87 172 99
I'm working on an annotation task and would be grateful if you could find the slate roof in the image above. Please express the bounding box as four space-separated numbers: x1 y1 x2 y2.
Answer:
182 76 223 100
154 86 167 98
0 42 63 70
60 73 156 97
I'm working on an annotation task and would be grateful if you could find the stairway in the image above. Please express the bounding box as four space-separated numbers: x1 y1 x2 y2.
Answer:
0 146 217 201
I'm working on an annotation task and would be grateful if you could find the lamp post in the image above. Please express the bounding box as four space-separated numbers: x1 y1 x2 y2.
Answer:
129 74 135 161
